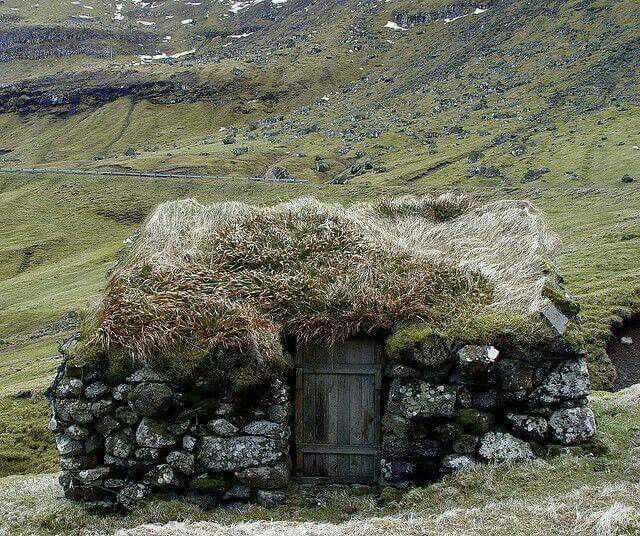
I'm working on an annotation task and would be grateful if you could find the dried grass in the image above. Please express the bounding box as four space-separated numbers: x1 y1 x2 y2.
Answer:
87 194 557 378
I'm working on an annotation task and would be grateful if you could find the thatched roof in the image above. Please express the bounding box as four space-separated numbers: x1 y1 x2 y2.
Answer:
85 194 558 384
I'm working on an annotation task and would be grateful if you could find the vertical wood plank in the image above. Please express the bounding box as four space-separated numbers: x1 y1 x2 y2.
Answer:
295 338 380 481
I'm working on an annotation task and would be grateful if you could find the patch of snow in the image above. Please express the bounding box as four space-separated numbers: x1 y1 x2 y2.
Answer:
474 7 487 14
137 20 155 25
444 13 468 23
384 21 408 31
229 0 264 14
621 337 634 345
229 31 253 38
181 18 193 23
139 49 196 61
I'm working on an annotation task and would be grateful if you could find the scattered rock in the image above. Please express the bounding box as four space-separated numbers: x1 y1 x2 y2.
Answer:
548 407 596 445
478 431 534 462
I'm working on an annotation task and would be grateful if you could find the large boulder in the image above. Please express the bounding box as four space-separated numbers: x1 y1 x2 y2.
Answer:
128 383 173 417
386 379 456 419
529 359 590 405
199 436 284 472
478 432 534 462
136 418 176 448
548 407 596 445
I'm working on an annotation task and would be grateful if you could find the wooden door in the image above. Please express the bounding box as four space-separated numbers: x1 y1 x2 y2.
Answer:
294 338 382 482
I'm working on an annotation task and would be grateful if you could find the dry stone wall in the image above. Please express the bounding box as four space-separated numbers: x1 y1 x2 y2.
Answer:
49 319 597 510
48 353 292 513
379 340 596 485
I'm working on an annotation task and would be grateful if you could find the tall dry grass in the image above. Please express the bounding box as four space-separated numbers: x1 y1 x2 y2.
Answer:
88 194 557 378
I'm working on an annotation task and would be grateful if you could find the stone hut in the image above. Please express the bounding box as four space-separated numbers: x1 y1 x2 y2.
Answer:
48 195 597 512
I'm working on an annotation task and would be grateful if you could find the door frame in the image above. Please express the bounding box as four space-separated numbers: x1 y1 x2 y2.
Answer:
293 338 383 483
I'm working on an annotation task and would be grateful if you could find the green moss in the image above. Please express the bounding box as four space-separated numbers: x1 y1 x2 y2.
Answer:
442 311 548 348
386 326 449 365
105 347 137 383
455 409 495 435
64 340 102 371
379 486 404 504
542 282 580 318
0 395 57 477
189 477 227 494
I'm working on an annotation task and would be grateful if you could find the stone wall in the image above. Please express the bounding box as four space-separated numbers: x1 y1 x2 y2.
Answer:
379 340 596 485
48 353 292 513
50 320 597 510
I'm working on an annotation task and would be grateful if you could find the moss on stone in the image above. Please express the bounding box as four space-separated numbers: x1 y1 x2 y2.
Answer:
105 347 137 383
64 340 103 373
455 409 495 435
542 282 580 318
386 326 449 365
443 311 549 348
189 477 227 494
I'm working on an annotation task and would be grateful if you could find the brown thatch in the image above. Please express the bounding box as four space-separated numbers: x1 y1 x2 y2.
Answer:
86 194 557 381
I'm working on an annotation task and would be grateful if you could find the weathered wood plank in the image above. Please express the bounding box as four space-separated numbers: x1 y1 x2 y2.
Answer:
295 338 381 481
298 444 378 455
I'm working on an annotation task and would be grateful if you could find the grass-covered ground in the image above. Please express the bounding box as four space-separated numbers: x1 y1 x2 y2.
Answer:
2 385 639 535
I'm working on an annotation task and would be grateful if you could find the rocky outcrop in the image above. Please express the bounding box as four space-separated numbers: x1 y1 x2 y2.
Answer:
0 26 160 62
